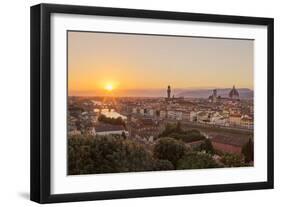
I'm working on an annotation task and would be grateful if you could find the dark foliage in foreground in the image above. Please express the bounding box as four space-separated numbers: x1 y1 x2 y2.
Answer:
68 133 246 175
153 137 187 167
220 153 245 167
89 136 155 173
196 139 215 154
68 135 174 175
177 152 221 169
68 136 93 175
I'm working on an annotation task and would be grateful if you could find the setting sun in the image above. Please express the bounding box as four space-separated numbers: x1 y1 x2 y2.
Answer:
105 84 114 91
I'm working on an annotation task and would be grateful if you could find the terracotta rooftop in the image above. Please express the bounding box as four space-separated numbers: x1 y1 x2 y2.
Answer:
140 118 155 126
211 135 250 147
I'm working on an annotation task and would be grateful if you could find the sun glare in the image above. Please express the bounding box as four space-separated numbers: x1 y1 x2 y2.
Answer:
105 84 114 92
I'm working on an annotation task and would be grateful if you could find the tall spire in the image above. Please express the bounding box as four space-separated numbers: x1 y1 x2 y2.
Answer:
167 85 171 99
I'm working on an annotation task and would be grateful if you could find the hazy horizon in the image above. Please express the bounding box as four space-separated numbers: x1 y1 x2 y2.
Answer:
69 87 253 98
68 31 254 97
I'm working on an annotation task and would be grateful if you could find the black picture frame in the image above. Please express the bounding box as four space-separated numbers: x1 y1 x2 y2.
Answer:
30 3 274 204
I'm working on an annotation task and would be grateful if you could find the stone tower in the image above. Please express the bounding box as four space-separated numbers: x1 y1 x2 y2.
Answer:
167 85 171 99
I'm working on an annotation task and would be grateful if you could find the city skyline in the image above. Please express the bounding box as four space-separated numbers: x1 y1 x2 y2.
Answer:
68 31 254 97
68 87 253 98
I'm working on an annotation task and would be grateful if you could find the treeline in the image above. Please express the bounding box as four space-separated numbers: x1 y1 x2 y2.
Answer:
68 135 223 175
68 135 173 175
98 114 126 128
158 122 206 143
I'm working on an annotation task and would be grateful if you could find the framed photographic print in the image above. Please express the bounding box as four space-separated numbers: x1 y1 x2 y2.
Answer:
30 3 274 203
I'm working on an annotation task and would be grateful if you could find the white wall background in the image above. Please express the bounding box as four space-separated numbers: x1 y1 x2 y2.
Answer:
0 0 279 206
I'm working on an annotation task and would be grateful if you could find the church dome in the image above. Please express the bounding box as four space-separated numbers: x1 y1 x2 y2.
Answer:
229 85 239 99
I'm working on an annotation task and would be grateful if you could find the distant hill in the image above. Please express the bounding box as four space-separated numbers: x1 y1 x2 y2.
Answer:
176 88 253 99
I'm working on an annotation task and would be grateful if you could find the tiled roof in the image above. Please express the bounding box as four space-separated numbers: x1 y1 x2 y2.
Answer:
211 135 250 147
140 118 155 126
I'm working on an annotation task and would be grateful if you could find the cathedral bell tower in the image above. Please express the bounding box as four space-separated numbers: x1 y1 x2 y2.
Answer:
167 85 171 99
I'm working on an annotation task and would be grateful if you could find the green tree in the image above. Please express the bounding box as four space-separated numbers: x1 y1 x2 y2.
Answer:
68 135 159 175
221 153 245 167
198 139 214 154
177 152 220 169
88 136 155 174
98 114 126 128
158 123 206 143
153 137 187 167
68 136 93 175
242 138 254 163
153 159 174 171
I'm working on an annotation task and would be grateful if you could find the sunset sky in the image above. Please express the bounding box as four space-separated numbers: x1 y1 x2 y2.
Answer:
68 31 253 97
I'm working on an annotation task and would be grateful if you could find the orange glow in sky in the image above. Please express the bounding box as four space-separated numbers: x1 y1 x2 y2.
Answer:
105 83 114 91
68 31 253 97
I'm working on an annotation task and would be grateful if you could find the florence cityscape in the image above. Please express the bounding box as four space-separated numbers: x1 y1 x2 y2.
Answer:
67 31 254 175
